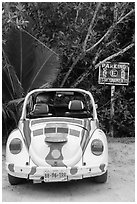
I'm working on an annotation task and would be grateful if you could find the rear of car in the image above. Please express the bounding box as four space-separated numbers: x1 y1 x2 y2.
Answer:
6 88 108 184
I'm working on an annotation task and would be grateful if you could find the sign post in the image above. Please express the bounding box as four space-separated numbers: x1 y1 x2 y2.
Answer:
110 85 115 137
98 62 129 137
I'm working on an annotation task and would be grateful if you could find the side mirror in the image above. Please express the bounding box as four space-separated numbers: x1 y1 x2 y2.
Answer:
95 104 98 109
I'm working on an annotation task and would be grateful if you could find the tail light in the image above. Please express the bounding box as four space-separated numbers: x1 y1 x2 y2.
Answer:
91 139 104 156
9 138 22 154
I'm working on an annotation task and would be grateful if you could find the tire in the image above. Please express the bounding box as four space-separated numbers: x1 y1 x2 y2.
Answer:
93 171 108 183
8 174 26 185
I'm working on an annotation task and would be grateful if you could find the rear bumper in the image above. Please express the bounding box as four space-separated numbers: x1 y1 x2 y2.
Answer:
6 162 107 183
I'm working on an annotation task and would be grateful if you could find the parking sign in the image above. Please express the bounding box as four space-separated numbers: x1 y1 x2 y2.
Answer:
98 62 129 85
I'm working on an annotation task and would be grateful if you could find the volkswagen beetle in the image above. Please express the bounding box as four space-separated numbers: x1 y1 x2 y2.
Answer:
6 88 108 185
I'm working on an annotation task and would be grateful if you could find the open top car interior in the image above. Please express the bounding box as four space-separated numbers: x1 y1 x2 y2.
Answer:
26 90 93 119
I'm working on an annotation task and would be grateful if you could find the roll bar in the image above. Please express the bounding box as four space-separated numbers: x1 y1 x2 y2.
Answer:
20 88 98 120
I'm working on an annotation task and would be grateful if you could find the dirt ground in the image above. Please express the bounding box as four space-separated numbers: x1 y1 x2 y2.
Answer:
2 137 135 202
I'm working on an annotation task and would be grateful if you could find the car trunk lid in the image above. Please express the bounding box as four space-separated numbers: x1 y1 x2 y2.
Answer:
26 117 91 167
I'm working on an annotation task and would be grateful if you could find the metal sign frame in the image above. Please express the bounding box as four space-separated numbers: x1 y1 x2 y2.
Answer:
98 62 129 86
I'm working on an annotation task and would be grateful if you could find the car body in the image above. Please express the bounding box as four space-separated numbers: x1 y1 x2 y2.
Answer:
6 88 108 185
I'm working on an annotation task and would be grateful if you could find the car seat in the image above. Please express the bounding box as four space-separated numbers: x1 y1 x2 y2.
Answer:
30 103 52 118
65 100 89 118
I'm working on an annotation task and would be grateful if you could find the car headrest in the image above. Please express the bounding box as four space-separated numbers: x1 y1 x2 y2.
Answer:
36 95 49 104
34 104 49 114
68 100 84 111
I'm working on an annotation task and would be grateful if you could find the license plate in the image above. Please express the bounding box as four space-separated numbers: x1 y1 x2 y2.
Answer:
44 170 67 182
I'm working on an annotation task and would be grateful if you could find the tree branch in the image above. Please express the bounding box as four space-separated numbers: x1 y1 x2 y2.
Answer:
60 52 84 87
118 2 130 20
74 2 81 25
83 2 101 52
71 69 90 88
95 43 134 69
71 49 101 88
86 9 135 53
72 43 134 87
114 2 118 23
60 7 134 88
60 3 101 88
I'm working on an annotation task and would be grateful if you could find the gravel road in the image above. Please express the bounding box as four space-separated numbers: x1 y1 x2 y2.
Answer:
2 138 135 202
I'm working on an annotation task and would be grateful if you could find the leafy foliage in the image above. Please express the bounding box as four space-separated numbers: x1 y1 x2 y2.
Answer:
25 2 134 87
2 64 23 102
2 2 135 140
3 27 60 93
2 2 60 140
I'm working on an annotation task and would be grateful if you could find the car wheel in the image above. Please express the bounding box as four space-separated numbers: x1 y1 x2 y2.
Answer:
93 171 108 183
8 174 26 185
